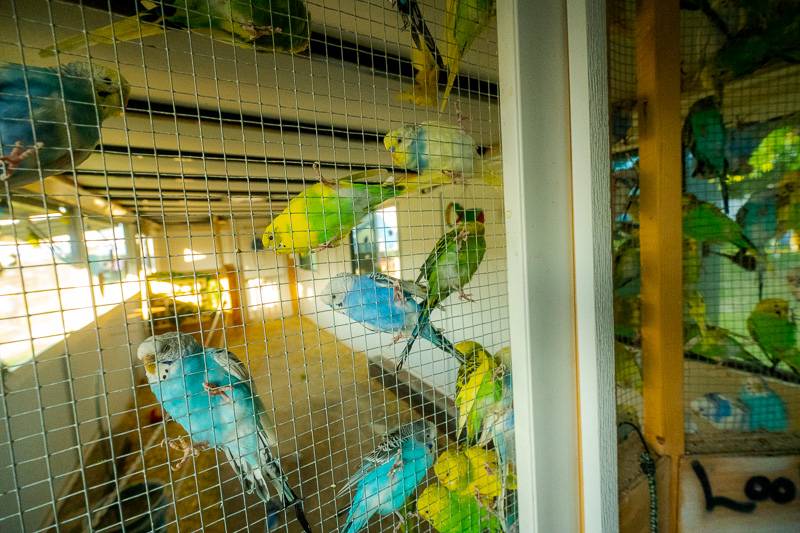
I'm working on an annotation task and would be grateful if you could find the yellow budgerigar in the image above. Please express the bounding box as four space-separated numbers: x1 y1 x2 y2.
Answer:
434 446 505 501
454 341 502 442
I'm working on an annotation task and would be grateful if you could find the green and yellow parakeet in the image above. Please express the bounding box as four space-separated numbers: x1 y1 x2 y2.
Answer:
262 169 432 255
439 0 496 112
747 298 800 371
417 484 501 533
433 447 506 501
42 0 310 57
454 341 502 442
683 194 759 255
394 0 445 108
396 220 487 369
684 290 759 363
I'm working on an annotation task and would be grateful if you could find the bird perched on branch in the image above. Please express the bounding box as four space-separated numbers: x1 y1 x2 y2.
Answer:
0 62 129 187
747 298 800 372
322 272 464 361
41 0 310 56
262 168 447 255
439 0 496 112
385 122 502 186
396 216 486 370
337 420 438 533
137 332 313 533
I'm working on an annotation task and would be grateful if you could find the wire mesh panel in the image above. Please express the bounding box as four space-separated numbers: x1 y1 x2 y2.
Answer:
0 1 514 532
611 0 800 472
680 1 800 455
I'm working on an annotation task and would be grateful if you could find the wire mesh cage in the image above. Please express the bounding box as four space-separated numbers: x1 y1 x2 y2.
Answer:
0 1 513 532
611 0 800 527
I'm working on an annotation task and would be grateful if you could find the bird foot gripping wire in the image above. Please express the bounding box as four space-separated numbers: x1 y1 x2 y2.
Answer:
0 141 43 179
313 161 337 186
162 436 208 471
459 290 475 302
203 381 233 401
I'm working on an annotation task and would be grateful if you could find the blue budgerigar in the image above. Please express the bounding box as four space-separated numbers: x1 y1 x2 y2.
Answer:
739 377 789 432
0 61 129 188
337 420 438 533
321 272 463 361
137 332 313 533
690 392 749 431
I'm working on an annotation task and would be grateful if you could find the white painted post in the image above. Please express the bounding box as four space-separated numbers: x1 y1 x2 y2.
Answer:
498 0 617 530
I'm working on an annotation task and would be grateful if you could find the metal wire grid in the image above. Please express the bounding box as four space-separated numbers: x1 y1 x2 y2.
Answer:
608 0 643 449
0 0 509 532
680 4 800 454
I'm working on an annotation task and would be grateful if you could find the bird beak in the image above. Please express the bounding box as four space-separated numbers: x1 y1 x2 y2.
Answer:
142 353 156 375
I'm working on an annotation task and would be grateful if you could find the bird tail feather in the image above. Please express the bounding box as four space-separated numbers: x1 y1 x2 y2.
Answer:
396 305 430 370
420 320 465 364
40 15 164 57
440 68 459 113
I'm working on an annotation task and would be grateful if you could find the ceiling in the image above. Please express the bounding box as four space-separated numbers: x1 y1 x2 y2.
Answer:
1 0 502 225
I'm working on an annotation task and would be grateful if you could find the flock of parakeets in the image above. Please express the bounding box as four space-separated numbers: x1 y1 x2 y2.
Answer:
0 1 510 531
612 2 800 435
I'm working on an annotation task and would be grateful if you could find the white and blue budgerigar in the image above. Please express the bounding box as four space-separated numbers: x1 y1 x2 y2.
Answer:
739 377 788 432
337 419 438 533
0 61 129 187
384 121 476 179
690 392 749 431
321 272 464 363
137 332 313 533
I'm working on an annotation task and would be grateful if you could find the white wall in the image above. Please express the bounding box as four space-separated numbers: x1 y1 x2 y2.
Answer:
298 182 509 397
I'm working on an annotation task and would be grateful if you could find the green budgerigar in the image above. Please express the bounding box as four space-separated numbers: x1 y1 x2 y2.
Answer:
683 96 730 211
439 0 496 112
417 484 501 533
747 298 800 372
396 219 487 370
683 194 758 254
453 341 502 442
42 0 309 57
263 169 432 255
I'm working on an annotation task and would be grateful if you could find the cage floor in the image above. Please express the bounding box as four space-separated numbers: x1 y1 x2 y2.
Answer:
52 315 429 532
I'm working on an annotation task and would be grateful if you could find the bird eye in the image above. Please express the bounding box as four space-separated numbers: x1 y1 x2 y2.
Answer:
97 90 112 98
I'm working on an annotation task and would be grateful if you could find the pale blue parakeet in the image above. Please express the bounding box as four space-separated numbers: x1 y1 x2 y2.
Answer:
0 61 129 188
384 121 493 184
321 272 463 362
337 420 437 533
137 332 312 532
690 392 749 431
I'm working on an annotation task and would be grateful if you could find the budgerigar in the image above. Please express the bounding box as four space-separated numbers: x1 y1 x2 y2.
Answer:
396 219 487 369
454 341 502 442
683 194 757 253
0 62 129 188
337 420 437 533
439 0 496 112
42 0 310 56
739 377 788 432
683 96 729 211
445 202 485 226
747 298 800 372
417 484 501 533
434 446 504 501
394 0 444 107
137 332 313 533
321 272 464 361
690 393 749 431
384 122 477 183
262 169 436 255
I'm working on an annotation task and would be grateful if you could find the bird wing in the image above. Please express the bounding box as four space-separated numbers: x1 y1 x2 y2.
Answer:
368 272 429 300
206 348 251 382
335 427 408 499
418 226 460 285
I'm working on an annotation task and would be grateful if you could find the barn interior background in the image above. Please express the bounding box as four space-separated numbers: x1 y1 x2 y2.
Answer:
0 1 512 532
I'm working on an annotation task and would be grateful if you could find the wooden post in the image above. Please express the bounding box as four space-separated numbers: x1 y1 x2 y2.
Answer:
285 255 300 317
636 0 684 531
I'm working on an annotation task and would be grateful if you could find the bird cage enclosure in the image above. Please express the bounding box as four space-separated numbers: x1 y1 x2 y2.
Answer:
0 1 528 532
612 0 800 531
